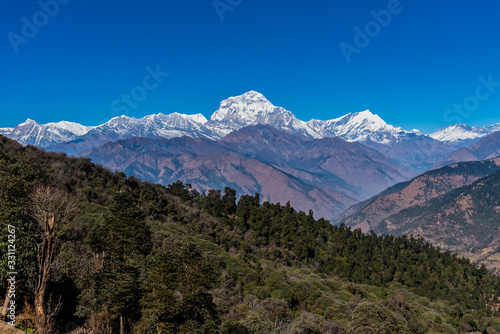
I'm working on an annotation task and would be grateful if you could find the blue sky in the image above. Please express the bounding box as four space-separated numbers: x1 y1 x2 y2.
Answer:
1 0 499 133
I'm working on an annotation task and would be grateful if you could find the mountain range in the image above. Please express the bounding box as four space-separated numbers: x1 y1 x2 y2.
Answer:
2 91 499 172
1 91 499 221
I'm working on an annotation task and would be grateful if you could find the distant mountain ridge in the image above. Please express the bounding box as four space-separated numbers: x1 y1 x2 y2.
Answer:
434 131 500 168
1 91 499 173
430 123 500 146
2 119 94 147
2 91 413 146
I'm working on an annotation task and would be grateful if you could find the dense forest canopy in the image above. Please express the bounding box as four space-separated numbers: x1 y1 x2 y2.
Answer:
1 135 500 333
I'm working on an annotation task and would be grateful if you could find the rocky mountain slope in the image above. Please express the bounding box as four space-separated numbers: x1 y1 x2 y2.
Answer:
435 131 500 168
340 156 500 272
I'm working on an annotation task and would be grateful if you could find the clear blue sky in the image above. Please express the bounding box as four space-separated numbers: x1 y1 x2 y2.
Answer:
1 0 499 133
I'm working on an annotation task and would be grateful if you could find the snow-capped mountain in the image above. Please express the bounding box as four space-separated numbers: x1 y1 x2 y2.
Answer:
83 112 210 142
304 110 454 172
0 127 13 136
2 112 209 150
45 112 212 155
306 110 419 144
430 123 500 146
207 91 419 145
207 90 320 139
5 119 95 147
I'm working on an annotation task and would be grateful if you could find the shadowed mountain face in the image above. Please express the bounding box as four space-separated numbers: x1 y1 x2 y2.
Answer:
81 125 411 220
435 131 500 168
340 157 500 272
361 134 457 174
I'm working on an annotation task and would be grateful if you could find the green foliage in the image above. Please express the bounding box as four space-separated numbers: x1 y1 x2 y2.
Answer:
139 238 220 333
1 135 500 333
0 140 47 300
348 302 409 334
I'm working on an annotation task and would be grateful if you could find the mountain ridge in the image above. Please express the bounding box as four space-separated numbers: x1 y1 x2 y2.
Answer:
2 91 499 174
430 123 500 145
434 131 500 169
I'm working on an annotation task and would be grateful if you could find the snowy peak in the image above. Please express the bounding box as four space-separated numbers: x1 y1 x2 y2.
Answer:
222 90 271 107
94 115 137 133
230 90 270 104
0 127 14 136
329 110 389 130
350 110 388 127
19 118 40 126
8 118 95 147
46 121 94 136
183 113 208 124
429 123 500 145
208 91 320 139
430 124 474 142
206 91 320 138
79 112 215 146
210 91 281 123
307 109 405 144
148 112 207 124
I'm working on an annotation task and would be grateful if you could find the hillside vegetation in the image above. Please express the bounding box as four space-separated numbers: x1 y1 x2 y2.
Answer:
341 157 500 274
1 135 500 333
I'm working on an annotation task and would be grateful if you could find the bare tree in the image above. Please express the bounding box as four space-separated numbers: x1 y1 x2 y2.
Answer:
30 185 76 334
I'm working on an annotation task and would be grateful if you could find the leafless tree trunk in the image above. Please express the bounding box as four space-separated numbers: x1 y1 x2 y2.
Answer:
30 185 76 334
120 314 124 334
0 293 10 319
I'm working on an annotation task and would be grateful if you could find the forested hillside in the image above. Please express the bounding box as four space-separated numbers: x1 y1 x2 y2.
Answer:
1 134 500 334
341 157 500 274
